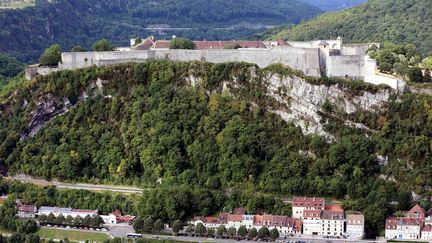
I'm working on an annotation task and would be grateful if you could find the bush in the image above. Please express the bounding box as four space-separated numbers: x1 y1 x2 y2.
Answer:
71 45 86 52
169 38 195 50
408 67 424 83
39 44 61 66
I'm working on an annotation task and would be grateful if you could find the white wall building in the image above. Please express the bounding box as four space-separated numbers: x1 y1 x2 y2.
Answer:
321 211 345 237
422 225 432 240
292 197 325 219
38 206 98 218
302 210 322 235
346 214 365 240
101 214 117 224
385 217 398 240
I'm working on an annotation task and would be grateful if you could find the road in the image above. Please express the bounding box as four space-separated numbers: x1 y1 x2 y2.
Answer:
5 174 145 194
106 225 385 243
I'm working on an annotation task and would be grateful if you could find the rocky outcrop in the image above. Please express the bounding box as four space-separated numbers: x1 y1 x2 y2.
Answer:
20 94 70 140
266 74 392 138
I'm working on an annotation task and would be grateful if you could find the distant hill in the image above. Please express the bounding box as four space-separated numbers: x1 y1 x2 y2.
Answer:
300 0 366 11
269 0 432 55
0 0 321 62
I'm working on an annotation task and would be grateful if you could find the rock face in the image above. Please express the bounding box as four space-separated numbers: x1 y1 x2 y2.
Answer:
19 70 392 141
20 94 70 140
265 74 391 139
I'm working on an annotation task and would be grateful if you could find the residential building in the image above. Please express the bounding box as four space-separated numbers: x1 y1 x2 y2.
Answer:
302 209 322 235
407 204 426 221
292 197 325 219
397 218 422 240
293 219 302 235
321 210 345 236
17 205 37 219
385 217 398 240
421 225 432 240
346 214 365 240
253 215 293 236
38 206 98 218
101 214 117 224
227 214 243 229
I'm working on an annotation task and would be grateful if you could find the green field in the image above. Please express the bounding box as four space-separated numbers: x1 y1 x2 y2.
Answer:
0 0 35 9
37 227 109 242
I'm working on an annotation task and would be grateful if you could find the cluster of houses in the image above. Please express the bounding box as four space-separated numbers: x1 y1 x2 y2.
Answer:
15 200 135 225
385 205 432 240
190 197 365 240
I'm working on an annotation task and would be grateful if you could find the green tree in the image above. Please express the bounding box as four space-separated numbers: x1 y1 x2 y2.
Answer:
237 225 248 238
227 227 236 238
24 234 40 243
216 225 226 237
186 225 194 235
257 226 269 239
90 215 104 228
92 39 114 52
422 57 432 69
269 228 280 240
55 214 65 225
154 219 164 231
169 38 195 50
248 228 258 239
47 213 56 224
207 228 215 237
195 223 206 236
408 67 424 83
172 220 183 234
143 217 154 233
71 45 86 52
133 217 144 233
39 44 61 66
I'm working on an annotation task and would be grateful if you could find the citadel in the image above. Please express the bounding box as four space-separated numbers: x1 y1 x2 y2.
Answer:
26 36 405 91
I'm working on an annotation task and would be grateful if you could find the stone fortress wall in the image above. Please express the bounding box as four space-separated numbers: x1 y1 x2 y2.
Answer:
26 37 405 91
60 47 322 77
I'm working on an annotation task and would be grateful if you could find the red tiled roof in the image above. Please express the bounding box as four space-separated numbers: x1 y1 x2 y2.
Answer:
18 205 37 212
292 197 325 208
386 217 398 229
111 210 122 216
153 41 170 49
227 214 243 222
203 216 220 224
399 217 422 226
276 39 290 46
322 210 344 220
254 215 291 227
408 205 426 217
303 209 321 218
423 225 432 232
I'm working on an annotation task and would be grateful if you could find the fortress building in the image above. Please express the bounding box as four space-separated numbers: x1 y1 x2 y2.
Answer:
26 36 405 91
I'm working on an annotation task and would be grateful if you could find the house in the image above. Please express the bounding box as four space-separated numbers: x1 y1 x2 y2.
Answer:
321 210 345 237
385 205 427 240
421 225 432 240
227 214 243 229
253 215 293 236
385 217 398 240
302 210 322 235
292 197 325 219
17 205 37 219
38 206 98 218
101 214 117 224
346 213 365 240
407 204 426 221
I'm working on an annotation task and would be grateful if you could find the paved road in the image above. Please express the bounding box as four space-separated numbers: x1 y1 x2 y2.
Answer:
107 225 385 243
5 174 145 194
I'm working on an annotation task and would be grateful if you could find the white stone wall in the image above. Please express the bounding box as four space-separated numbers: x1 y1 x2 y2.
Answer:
292 207 305 219
58 47 322 77
326 55 364 79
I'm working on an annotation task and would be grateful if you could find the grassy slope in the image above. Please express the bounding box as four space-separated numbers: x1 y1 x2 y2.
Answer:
269 0 432 55
37 228 109 242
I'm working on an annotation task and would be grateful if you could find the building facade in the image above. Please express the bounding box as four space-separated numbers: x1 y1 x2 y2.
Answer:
346 214 365 240
292 197 325 219
38 206 98 218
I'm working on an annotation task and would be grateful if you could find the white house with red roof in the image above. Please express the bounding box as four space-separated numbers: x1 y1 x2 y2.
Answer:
385 205 427 240
421 225 432 240
292 197 325 219
346 213 365 240
321 206 345 237
302 209 322 235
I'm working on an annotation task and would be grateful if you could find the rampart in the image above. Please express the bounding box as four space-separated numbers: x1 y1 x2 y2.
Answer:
60 47 322 77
